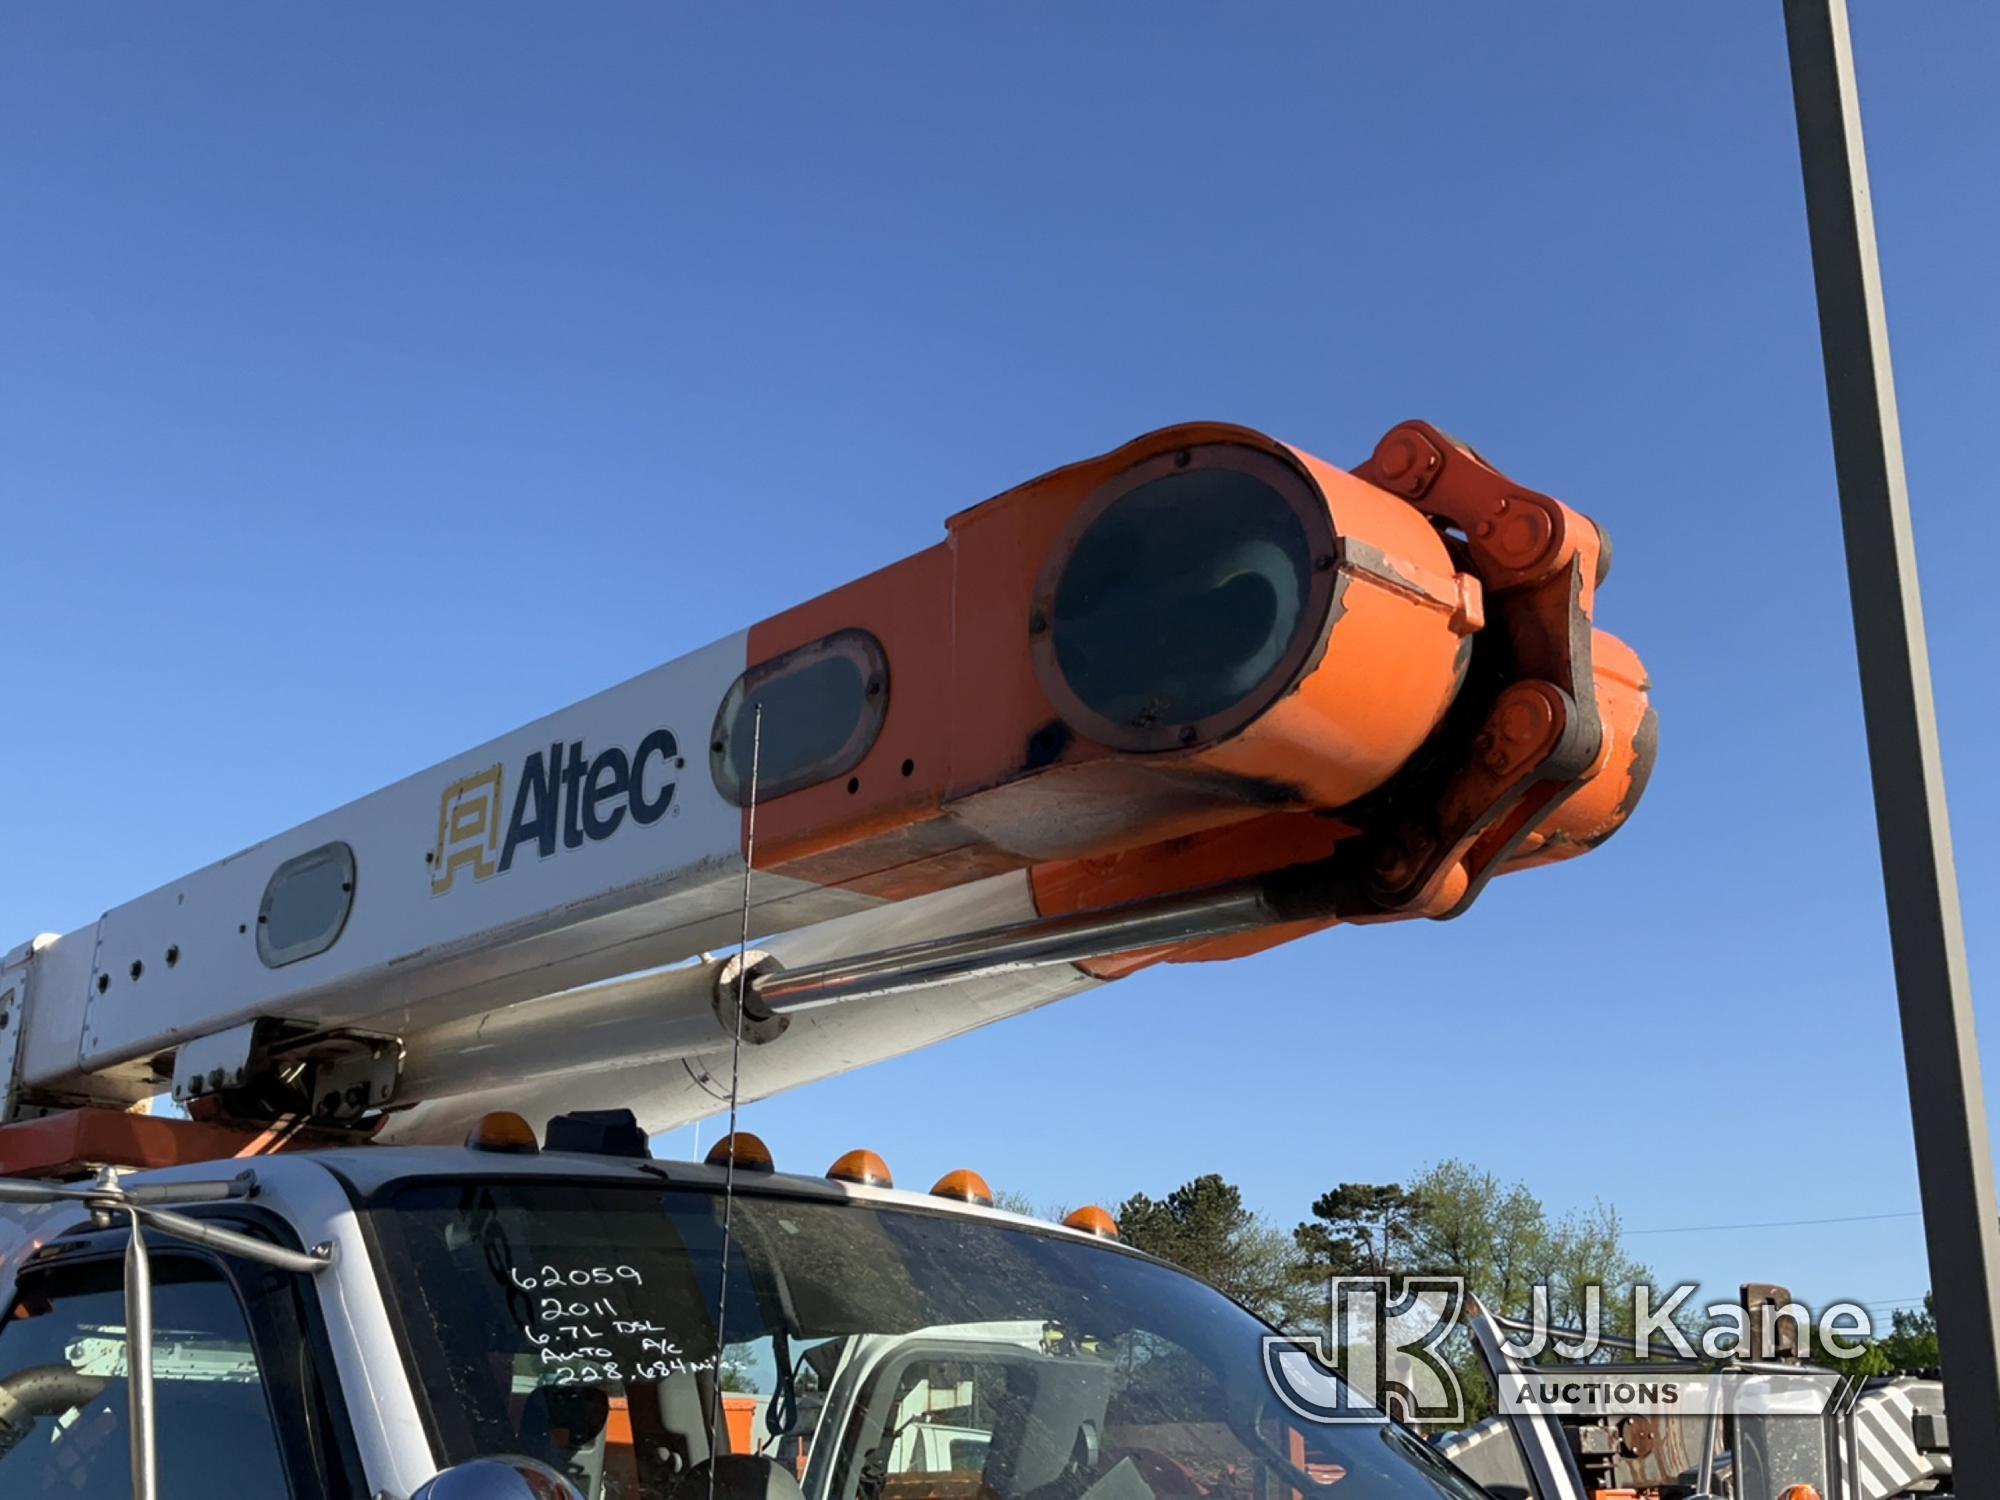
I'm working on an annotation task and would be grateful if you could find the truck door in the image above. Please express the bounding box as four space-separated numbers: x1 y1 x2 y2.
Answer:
0 1236 364 1498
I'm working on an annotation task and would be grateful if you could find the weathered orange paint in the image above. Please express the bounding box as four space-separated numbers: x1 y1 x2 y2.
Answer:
726 420 1653 980
0 1108 348 1180
1502 630 1655 874
745 423 1477 897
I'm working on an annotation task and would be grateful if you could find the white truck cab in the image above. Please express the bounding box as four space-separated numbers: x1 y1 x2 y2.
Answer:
0 1127 1483 1500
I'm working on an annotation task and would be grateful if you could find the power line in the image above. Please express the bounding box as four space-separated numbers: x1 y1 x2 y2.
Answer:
1626 1209 1922 1237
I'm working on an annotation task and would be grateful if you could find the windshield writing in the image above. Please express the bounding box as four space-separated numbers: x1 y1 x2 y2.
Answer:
365 1180 1481 1500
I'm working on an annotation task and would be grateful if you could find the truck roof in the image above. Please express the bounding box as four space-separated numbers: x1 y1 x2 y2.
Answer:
73 1142 1141 1255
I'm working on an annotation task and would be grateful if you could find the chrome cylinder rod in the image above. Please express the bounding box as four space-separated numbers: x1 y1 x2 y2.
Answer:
748 879 1282 1013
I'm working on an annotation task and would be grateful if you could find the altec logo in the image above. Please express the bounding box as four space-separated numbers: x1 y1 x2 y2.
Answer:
431 730 680 895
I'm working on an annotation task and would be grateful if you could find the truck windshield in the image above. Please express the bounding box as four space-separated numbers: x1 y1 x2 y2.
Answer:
364 1179 1482 1500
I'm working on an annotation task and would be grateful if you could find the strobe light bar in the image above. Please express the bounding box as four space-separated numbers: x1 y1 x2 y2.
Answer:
2 419 1653 1137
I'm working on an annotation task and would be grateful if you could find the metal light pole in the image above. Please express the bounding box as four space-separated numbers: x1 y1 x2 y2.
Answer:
1781 0 2000 1485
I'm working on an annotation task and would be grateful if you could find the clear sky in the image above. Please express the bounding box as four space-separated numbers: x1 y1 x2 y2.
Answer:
4 4 1995 1335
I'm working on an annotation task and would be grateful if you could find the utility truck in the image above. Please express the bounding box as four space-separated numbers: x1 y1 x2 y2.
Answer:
0 421 1655 1499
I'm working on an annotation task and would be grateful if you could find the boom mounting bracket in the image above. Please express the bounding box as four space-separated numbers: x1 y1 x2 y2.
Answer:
172 1018 402 1128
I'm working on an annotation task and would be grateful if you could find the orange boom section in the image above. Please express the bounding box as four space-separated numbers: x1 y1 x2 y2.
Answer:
714 420 1653 950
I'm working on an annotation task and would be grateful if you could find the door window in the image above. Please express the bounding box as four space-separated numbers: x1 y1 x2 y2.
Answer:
0 1256 293 1497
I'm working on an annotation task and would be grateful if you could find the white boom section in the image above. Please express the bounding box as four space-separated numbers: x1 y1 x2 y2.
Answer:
5 630 898 1111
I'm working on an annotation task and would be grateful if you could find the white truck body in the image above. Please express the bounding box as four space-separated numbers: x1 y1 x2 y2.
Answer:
0 1144 1487 1500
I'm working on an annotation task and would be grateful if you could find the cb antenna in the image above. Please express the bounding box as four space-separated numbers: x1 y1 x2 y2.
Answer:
707 702 762 1499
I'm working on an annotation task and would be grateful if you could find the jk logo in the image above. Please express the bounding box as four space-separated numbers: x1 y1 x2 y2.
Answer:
1263 1277 1466 1425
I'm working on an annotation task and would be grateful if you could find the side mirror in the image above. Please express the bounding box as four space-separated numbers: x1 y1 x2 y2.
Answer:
409 1457 585 1500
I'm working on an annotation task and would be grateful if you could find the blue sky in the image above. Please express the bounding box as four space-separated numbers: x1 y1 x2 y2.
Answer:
4 4 1995 1333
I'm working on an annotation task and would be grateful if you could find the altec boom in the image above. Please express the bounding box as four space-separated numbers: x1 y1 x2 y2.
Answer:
1 418 1654 1157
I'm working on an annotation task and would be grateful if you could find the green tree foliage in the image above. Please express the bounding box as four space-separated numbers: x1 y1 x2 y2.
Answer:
1883 1296 1940 1372
1293 1159 1649 1325
991 1188 1041 1219
1291 1159 1654 1422
1291 1184 1421 1278
718 1345 761 1394
1818 1293 1938 1379
1105 1160 1656 1425
1117 1174 1308 1327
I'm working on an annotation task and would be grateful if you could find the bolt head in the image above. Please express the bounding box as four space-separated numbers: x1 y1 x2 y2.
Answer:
1372 430 1442 497
1496 505 1552 565
1497 699 1543 743
1378 436 1417 481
